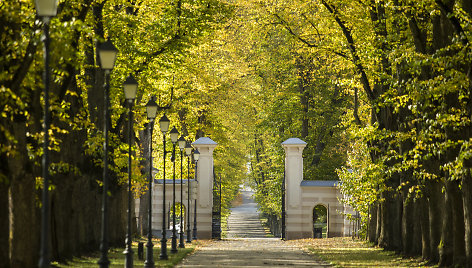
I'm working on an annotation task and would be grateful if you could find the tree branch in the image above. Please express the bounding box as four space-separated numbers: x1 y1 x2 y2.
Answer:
321 0 376 102
272 13 318 48
271 13 348 58
435 0 470 45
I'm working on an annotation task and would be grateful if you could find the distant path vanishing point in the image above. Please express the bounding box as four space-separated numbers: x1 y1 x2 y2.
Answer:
177 188 330 267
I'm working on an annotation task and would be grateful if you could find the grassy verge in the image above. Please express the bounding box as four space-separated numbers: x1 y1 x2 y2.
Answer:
221 213 229 238
51 238 206 267
258 216 275 238
288 237 437 268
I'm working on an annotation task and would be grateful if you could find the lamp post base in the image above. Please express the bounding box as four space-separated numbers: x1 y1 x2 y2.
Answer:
179 231 185 248
123 248 133 268
159 237 168 260
186 229 192 243
171 233 178 253
144 240 154 268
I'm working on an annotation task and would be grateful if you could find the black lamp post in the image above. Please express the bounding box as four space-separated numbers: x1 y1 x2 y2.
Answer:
177 136 186 248
192 149 200 240
123 75 137 267
97 39 119 268
35 1 58 267
169 127 179 253
144 98 158 268
158 114 170 260
185 142 192 243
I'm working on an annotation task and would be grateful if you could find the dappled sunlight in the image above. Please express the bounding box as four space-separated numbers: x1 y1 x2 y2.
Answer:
288 238 436 268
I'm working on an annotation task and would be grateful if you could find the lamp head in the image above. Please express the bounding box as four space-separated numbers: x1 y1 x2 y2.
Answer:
178 136 186 150
35 0 58 17
185 142 192 156
123 75 138 101
159 114 170 134
193 149 200 161
146 97 158 120
97 39 118 70
169 127 179 144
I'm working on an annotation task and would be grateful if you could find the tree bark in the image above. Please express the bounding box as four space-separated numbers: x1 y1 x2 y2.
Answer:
8 121 39 267
401 191 414 255
439 180 454 266
376 202 382 243
137 123 151 236
463 170 472 267
450 180 466 266
368 204 377 243
10 172 39 267
420 196 431 260
428 180 443 263
295 57 310 140
0 181 9 267
378 172 402 251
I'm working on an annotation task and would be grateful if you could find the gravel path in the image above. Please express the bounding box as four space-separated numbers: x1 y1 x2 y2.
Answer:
177 189 330 267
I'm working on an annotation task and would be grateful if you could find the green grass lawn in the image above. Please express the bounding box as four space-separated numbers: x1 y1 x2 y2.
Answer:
51 238 198 267
289 237 437 268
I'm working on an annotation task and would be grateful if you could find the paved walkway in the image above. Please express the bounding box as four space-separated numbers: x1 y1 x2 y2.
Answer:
226 189 266 238
177 189 330 267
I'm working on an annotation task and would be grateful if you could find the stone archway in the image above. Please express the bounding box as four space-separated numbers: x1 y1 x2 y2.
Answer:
169 202 186 230
313 204 328 238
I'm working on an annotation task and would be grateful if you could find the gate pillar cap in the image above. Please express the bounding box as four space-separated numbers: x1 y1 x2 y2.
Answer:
281 138 307 147
192 137 218 146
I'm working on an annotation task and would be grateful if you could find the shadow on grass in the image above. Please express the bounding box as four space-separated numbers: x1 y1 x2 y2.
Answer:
51 239 196 268
290 238 436 268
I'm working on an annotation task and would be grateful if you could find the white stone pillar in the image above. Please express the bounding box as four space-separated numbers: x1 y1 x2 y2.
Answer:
282 138 307 239
192 137 217 239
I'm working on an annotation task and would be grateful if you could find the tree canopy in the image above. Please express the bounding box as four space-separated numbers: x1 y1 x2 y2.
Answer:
2 0 472 267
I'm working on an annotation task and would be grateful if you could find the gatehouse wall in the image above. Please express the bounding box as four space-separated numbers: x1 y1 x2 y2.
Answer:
135 136 356 240
282 138 356 240
135 137 217 239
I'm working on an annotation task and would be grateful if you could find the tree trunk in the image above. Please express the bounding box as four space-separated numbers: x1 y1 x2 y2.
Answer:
439 180 454 267
378 175 401 251
450 180 466 266
420 196 431 260
0 182 9 267
393 193 403 251
428 180 443 263
368 204 377 243
109 186 127 246
376 202 382 243
463 170 472 267
138 125 151 235
411 199 422 256
10 173 39 267
378 192 395 250
295 56 310 140
50 185 73 261
401 191 414 255
8 122 39 267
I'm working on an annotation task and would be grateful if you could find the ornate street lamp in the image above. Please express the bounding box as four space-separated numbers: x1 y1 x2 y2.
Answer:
144 97 158 268
185 142 192 243
158 114 170 260
97 39 118 268
178 136 186 248
123 75 137 267
169 127 179 253
35 0 58 267
192 149 200 240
